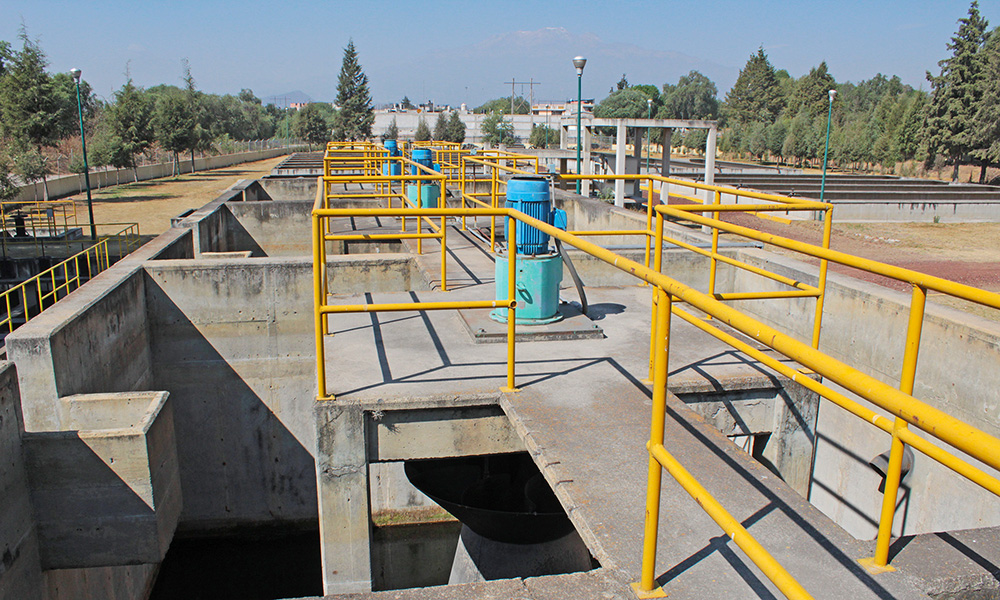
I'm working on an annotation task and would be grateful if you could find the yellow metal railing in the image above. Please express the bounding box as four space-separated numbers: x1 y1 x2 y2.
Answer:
311 163 1000 599
0 223 140 351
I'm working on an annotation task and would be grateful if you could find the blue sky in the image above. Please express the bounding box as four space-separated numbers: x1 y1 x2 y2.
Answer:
1 1 993 106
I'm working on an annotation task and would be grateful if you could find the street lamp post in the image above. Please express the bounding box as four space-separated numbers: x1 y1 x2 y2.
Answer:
646 98 653 174
573 56 587 195
70 68 97 241
820 89 837 205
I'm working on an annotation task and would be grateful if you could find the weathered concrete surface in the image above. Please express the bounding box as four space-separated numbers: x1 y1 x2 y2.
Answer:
303 569 633 600
893 525 1000 599
42 564 158 600
23 392 181 569
317 279 929 598
673 372 820 499
0 362 43 600
260 175 319 201
316 402 372 595
144 259 319 529
365 405 521 461
6 267 153 432
726 248 1000 538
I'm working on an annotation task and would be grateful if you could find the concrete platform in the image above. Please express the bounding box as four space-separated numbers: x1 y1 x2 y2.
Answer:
318 216 931 598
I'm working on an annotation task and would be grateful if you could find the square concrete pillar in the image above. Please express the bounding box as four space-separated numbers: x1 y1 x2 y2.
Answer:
315 402 372 595
614 122 626 207
633 128 643 198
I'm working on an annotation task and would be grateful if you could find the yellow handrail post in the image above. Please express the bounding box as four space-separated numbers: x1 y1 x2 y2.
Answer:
644 177 654 273
873 284 927 568
313 211 327 400
811 207 834 348
502 219 518 393
636 286 672 597
440 207 448 292
708 189 721 298
460 158 467 231
648 210 665 383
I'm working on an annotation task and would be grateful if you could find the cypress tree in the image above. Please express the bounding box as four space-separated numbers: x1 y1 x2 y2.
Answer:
433 112 448 141
925 1 988 180
446 112 466 144
971 27 1000 181
724 47 785 125
332 40 374 141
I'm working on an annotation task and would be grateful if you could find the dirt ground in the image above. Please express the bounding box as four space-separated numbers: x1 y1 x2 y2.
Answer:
718 212 1000 321
74 155 287 239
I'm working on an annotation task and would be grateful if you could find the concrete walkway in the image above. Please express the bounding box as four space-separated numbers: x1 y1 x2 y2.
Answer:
318 217 931 599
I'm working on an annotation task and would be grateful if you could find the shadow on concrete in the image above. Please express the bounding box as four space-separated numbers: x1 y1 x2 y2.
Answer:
652 396 900 599
144 277 317 528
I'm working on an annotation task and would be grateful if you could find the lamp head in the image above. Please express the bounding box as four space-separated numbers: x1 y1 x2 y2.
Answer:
829 89 837 101
573 56 587 75
70 68 82 82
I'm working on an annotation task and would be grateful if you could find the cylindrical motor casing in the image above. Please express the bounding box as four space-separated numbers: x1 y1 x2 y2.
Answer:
491 252 563 324
504 176 551 255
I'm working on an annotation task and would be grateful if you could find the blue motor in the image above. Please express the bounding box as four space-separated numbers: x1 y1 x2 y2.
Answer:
504 176 566 255
384 140 401 176
411 148 435 174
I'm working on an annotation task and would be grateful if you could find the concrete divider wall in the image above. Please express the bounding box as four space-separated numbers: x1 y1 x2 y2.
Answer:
142 254 423 529
260 176 318 201
6 267 153 433
226 201 314 257
143 259 320 528
14 148 300 203
723 249 1000 538
0 362 43 600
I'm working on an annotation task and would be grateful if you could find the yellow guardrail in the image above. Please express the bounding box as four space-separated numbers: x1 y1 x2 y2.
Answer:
0 223 140 353
312 150 1000 598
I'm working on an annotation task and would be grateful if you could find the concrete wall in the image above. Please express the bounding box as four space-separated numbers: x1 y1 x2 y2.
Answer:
14 148 300 203
0 362 43 600
142 253 425 530
723 249 1000 538
260 176 318 202
144 259 319 529
6 266 153 432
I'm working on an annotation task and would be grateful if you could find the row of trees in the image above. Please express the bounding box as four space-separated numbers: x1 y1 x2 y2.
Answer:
588 2 1000 182
0 28 321 200
382 111 467 144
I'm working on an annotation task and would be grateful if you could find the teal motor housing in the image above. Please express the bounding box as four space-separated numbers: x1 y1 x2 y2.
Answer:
406 183 441 208
491 253 564 324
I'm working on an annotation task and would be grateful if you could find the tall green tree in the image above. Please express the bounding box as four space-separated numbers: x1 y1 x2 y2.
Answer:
153 92 195 175
0 29 60 197
529 124 556 148
895 93 927 162
481 111 515 146
433 112 449 141
660 71 719 120
925 1 989 180
106 79 155 181
724 47 785 125
787 61 837 117
414 118 431 141
445 111 466 144
384 117 399 140
971 26 1000 181
294 104 331 148
332 40 374 141
473 97 529 115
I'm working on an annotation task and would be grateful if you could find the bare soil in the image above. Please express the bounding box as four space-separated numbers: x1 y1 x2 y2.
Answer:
75 156 287 239
718 212 1000 321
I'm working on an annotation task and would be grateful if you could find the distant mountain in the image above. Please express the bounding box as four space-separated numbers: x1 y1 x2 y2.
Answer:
262 90 314 108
